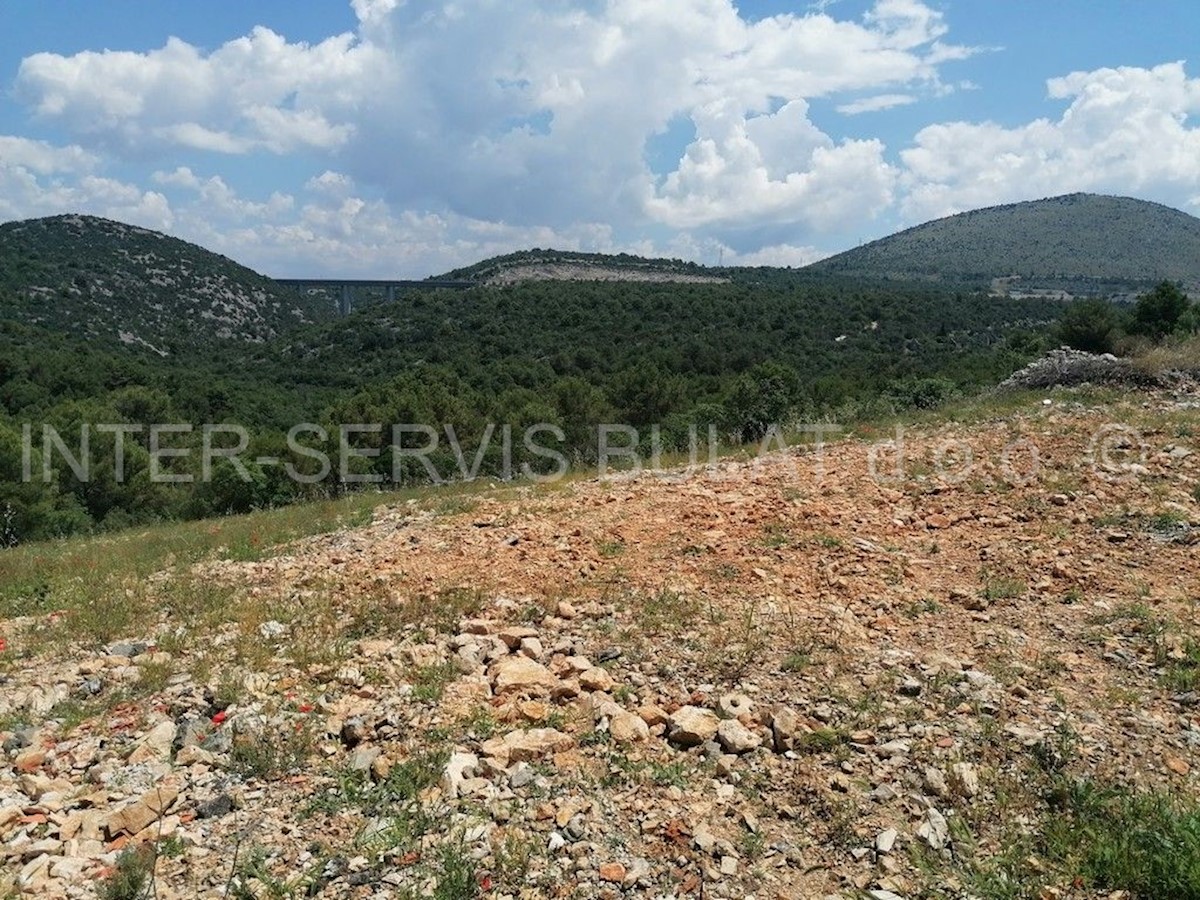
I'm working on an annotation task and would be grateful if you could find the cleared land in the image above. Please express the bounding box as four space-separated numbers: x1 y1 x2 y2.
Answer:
2 388 1200 899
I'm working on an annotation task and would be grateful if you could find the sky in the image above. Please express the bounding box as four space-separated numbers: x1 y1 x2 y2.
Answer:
1 1 1199 277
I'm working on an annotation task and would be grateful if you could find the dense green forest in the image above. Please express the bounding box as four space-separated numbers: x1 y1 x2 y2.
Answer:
0 271 1072 544
0 215 331 349
3 197 1198 547
811 193 1200 289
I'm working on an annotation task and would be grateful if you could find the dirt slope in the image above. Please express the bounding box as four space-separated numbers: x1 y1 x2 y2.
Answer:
3 390 1200 898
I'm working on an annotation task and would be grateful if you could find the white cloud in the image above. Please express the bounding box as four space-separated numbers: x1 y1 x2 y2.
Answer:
0 166 173 231
151 166 202 190
724 243 829 267
646 99 896 230
9 3 1200 275
901 62 1200 219
0 135 97 175
12 0 967 245
15 29 374 154
837 93 917 115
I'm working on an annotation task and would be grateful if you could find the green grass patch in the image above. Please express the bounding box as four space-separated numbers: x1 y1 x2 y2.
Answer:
411 663 459 703
1043 779 1200 898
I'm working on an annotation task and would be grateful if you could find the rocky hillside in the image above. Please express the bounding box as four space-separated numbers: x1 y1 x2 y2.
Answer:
0 216 331 354
808 193 1200 292
438 249 728 286
3 389 1200 897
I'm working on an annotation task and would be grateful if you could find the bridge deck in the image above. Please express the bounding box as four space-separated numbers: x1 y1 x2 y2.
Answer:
276 279 475 290
275 278 475 315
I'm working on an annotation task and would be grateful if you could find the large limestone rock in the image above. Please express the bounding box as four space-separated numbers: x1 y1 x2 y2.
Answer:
610 712 650 744
667 706 720 747
717 719 762 754
480 729 574 765
489 656 561 696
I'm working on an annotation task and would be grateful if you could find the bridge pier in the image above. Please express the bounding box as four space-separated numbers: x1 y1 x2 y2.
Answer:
339 284 352 316
386 284 396 304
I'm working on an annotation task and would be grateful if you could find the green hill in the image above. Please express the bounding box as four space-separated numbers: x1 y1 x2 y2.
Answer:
807 193 1200 292
0 214 332 354
437 248 728 285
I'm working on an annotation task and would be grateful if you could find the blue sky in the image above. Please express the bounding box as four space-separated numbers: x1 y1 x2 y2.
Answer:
1 1 1198 276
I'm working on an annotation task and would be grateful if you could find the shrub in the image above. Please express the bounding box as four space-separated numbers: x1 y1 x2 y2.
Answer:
1057 298 1122 353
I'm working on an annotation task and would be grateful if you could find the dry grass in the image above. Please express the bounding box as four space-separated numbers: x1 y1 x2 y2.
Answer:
1132 334 1200 376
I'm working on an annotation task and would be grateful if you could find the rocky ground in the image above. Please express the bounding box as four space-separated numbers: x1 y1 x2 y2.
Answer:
3 389 1200 899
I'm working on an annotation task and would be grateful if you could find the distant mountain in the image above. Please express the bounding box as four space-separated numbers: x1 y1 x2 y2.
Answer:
0 215 331 355
806 193 1200 294
437 248 729 285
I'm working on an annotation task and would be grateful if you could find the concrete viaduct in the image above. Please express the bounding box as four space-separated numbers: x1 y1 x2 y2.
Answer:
276 279 475 316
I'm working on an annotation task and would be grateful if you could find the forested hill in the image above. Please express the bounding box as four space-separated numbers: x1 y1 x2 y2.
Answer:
807 193 1200 290
436 248 730 285
0 215 332 353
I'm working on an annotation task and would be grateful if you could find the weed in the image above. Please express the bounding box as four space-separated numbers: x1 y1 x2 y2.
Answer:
134 659 174 695
422 587 486 634
433 495 479 517
781 647 813 673
230 720 314 781
903 597 942 618
457 706 498 740
46 697 107 733
492 829 538 890
796 728 844 754
981 574 1026 603
625 588 701 635
156 835 186 859
1160 640 1200 692
596 539 625 558
411 663 459 703
97 846 155 900
428 841 480 900
228 843 318 900
1043 779 1200 898
739 829 766 861
758 523 791 549
1032 722 1079 777
649 760 690 788
810 532 843 549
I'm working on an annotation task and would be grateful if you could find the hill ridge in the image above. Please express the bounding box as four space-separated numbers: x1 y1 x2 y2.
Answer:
0 214 332 354
807 193 1200 290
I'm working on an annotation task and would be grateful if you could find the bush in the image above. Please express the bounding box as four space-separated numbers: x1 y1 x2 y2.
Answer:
1132 281 1192 340
1057 298 1122 353
885 376 957 411
97 847 155 900
722 361 804 443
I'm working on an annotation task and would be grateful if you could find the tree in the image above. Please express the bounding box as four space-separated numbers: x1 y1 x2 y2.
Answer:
1057 299 1121 353
1132 282 1191 340
722 361 804 443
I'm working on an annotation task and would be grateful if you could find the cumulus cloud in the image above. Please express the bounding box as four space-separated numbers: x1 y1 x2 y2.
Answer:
0 136 98 175
15 29 375 154
646 100 896 231
837 93 917 114
901 62 1200 219
0 137 170 227
8 3 1200 274
12 0 968 245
